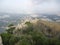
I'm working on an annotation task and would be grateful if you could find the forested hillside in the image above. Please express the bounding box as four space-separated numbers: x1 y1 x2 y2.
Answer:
1 19 60 45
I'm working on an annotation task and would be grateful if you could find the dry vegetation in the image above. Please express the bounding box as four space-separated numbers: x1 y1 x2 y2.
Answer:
13 19 60 38
39 20 60 31
1 19 60 45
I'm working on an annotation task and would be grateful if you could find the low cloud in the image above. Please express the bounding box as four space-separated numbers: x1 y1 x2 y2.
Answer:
33 0 60 14
0 15 10 19
0 0 60 14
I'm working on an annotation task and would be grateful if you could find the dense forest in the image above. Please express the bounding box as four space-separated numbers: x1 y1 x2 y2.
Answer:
0 19 60 45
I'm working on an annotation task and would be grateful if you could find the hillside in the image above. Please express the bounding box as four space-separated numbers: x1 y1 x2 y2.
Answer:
13 19 60 38
1 19 60 45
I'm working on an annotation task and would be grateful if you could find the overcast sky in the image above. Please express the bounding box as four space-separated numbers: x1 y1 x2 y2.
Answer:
0 0 60 14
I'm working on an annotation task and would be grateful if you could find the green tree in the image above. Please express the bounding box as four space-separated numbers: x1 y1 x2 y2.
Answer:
8 24 14 27
23 22 33 34
19 38 31 45
31 31 47 45
9 36 20 45
6 27 15 34
6 24 15 34
1 33 12 45
1 33 20 45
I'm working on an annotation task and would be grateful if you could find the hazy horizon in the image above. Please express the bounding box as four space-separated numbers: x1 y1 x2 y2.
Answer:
0 0 60 14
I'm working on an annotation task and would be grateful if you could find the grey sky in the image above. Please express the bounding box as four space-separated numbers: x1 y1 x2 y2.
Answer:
0 0 60 14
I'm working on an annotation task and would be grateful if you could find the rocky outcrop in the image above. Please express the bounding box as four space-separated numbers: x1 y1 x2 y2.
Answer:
0 36 3 45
